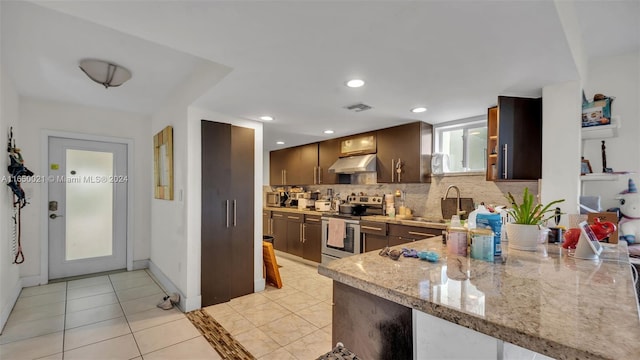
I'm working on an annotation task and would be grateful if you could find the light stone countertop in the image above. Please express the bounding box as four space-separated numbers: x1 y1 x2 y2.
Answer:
318 237 640 360
264 207 447 229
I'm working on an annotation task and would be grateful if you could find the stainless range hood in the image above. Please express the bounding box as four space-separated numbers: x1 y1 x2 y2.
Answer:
328 154 377 174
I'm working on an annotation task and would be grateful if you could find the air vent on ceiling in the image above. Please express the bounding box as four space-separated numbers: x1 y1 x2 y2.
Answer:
345 103 373 112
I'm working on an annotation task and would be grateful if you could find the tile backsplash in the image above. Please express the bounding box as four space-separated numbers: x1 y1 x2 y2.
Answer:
266 174 538 220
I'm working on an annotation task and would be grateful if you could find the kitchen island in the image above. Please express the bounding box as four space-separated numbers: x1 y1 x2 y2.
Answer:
318 237 640 360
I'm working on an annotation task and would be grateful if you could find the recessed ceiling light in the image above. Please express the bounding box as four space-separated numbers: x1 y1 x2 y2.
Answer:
346 79 365 88
276 141 285 145
411 107 427 113
259 115 274 121
324 130 334 134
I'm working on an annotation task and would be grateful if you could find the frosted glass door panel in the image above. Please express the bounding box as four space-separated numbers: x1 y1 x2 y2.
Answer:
65 149 113 261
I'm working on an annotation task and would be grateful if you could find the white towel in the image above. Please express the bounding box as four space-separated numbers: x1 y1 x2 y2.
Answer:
328 218 346 248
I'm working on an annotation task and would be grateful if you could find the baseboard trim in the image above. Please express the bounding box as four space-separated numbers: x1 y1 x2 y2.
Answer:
147 260 189 312
0 279 22 334
255 278 266 292
132 259 149 270
21 275 44 288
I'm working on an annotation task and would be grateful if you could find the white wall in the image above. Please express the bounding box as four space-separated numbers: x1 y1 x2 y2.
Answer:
0 61 22 332
18 98 152 282
541 81 582 225
186 107 264 311
149 61 232 311
582 52 640 210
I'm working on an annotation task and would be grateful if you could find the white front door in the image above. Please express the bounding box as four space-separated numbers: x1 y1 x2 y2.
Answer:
48 137 127 279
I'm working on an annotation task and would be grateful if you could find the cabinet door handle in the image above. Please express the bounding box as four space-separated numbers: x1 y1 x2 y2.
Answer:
306 218 320 222
273 213 283 217
284 169 287 184
288 216 300 220
300 223 304 243
363 233 367 252
225 200 229 228
391 159 395 182
318 167 322 184
408 231 435 238
313 166 317 185
503 144 508 179
361 225 383 231
269 218 273 234
397 158 401 183
233 199 237 227
302 224 306 243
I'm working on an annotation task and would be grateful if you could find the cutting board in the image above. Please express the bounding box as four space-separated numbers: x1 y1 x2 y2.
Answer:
441 198 475 220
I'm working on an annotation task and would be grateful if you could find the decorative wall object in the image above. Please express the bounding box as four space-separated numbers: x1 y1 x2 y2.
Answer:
154 126 173 200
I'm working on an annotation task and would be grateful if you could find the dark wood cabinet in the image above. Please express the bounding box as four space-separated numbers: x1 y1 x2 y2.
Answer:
303 215 322 262
488 96 542 181
388 224 441 247
318 138 342 185
271 212 288 252
269 143 318 185
361 220 388 252
201 120 254 307
376 122 432 183
285 214 304 257
263 210 272 235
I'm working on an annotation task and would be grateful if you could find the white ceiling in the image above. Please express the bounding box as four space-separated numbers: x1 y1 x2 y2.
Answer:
2 1 639 150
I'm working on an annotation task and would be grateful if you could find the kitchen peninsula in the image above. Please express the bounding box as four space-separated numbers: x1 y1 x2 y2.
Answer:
318 237 640 360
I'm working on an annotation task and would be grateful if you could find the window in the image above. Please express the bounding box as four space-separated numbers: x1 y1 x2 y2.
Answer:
434 117 487 173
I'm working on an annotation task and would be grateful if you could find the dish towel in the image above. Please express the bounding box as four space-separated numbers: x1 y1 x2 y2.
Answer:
327 218 346 248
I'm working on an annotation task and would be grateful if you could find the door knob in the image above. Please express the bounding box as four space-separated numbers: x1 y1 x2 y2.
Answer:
49 213 63 219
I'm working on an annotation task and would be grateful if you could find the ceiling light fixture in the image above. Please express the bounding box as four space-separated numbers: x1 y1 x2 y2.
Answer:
346 79 365 88
411 107 427 113
324 130 334 134
276 141 285 145
259 115 274 121
79 59 131 89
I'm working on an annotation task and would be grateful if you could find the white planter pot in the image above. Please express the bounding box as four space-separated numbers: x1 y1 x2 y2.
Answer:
506 223 544 251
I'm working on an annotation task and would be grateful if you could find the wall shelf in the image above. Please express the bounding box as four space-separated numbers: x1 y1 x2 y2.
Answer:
582 116 620 140
580 172 633 181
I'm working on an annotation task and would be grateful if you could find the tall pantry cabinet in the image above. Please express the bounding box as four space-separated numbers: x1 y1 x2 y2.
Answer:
201 120 254 307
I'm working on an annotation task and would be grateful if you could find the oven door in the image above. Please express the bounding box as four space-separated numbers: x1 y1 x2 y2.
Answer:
321 218 361 259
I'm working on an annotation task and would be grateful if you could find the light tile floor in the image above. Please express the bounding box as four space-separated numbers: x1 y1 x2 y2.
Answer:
0 256 333 359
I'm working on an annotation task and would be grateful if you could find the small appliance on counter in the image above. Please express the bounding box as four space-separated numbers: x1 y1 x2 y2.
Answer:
266 191 288 207
315 200 331 212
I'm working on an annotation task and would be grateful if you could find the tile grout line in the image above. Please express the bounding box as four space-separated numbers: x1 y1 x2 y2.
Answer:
107 273 144 359
61 281 68 360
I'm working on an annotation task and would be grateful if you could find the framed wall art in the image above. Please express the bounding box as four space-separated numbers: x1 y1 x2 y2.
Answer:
154 126 173 200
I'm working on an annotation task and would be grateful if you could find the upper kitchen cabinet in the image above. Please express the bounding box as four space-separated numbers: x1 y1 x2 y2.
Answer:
270 143 318 185
376 122 432 183
486 96 542 181
318 138 342 185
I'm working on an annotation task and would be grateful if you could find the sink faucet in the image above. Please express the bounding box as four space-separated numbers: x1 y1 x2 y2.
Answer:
444 185 466 216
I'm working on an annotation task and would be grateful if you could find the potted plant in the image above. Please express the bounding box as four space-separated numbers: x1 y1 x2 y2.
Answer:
505 188 564 251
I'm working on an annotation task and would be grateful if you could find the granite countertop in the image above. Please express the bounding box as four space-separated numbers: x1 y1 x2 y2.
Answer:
318 237 640 360
264 207 447 229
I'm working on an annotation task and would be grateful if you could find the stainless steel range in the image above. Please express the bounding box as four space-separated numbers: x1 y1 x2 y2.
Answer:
321 194 384 264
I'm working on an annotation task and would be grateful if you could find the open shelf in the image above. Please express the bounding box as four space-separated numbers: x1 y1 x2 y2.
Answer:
580 172 633 181
582 116 620 139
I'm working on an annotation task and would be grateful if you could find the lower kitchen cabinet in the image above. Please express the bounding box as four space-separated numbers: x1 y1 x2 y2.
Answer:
303 215 322 262
271 212 288 252
286 214 304 257
361 220 389 252
388 224 441 247
263 210 272 235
